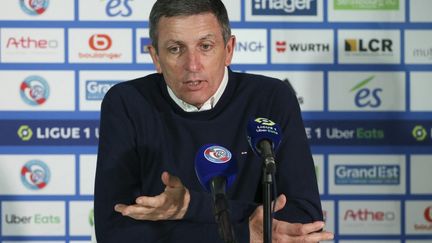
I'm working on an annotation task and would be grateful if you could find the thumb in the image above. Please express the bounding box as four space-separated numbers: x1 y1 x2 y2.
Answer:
273 194 287 212
161 171 183 188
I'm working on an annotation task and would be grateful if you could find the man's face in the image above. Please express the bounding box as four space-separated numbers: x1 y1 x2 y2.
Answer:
149 13 235 108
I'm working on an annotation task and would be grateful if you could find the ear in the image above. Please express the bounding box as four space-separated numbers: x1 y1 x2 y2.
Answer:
148 45 162 73
224 35 236 66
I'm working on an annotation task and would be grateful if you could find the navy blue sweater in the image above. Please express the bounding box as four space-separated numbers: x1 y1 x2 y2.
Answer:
94 69 322 243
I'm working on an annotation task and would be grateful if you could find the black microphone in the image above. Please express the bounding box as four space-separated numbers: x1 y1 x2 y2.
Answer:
194 144 238 243
247 118 282 243
247 117 282 173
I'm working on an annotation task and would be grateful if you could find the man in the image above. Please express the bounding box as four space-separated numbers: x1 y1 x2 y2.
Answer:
94 0 334 242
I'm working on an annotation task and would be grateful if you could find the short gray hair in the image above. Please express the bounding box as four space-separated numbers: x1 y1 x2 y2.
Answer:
149 0 231 52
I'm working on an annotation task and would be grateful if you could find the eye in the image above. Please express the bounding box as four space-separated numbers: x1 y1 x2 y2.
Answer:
200 43 213 51
168 45 182 54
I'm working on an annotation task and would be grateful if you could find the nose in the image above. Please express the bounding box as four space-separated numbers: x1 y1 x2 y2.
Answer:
183 49 202 72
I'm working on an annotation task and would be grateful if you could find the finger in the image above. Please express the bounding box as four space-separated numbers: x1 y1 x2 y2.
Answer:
293 231 334 242
161 171 170 186
116 204 153 219
136 194 166 208
161 171 183 188
114 204 144 217
273 194 287 212
114 204 127 213
276 221 325 236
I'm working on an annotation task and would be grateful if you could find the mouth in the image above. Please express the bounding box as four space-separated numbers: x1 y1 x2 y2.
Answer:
184 80 205 90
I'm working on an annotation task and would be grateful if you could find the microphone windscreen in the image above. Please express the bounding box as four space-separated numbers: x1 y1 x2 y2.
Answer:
194 144 237 193
246 117 282 156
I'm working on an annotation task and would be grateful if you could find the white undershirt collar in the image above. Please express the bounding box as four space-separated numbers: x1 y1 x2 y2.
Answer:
167 67 228 112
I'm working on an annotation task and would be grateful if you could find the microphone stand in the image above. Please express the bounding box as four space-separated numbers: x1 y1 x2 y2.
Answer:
263 169 273 243
211 176 238 243
260 142 276 243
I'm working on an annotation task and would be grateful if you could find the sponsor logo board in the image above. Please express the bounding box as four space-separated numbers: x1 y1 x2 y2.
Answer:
78 0 152 21
79 155 97 195
410 155 432 194
1 201 65 236
271 29 333 64
136 28 153 64
0 71 75 111
329 0 405 22
0 155 75 195
68 28 132 63
411 125 428 142
1 28 65 63
222 0 241 21
245 0 323 22
0 0 74 20
321 200 335 233
10 120 100 145
328 72 405 111
19 75 50 106
338 30 401 64
339 241 400 243
3 241 65 243
246 71 324 111
334 0 399 10
329 154 405 194
339 200 401 235
409 0 432 22
20 159 51 190
313 154 324 195
69 201 94 236
79 70 152 111
405 201 432 234
305 120 432 146
405 30 432 64
19 0 50 16
410 72 432 111
232 29 267 64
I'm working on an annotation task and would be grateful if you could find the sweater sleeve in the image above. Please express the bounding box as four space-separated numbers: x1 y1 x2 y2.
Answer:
95 84 181 242
270 82 323 223
94 85 149 242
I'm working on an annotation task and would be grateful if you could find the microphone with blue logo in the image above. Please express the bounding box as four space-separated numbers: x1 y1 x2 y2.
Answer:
195 144 238 243
247 117 282 174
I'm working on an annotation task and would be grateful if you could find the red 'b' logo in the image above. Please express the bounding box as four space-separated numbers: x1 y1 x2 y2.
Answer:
89 34 112 51
424 206 432 223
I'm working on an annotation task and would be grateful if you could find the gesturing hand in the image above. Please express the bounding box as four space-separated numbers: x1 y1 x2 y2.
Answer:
114 171 190 221
249 194 334 243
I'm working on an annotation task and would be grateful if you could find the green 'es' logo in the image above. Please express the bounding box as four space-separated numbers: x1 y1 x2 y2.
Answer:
17 125 33 141
334 0 399 10
412 125 427 141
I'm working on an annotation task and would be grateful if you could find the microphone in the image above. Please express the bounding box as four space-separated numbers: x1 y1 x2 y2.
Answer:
247 117 282 173
247 118 282 242
195 144 237 243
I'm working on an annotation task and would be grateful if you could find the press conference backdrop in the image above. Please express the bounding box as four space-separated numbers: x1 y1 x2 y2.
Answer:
0 0 431 242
